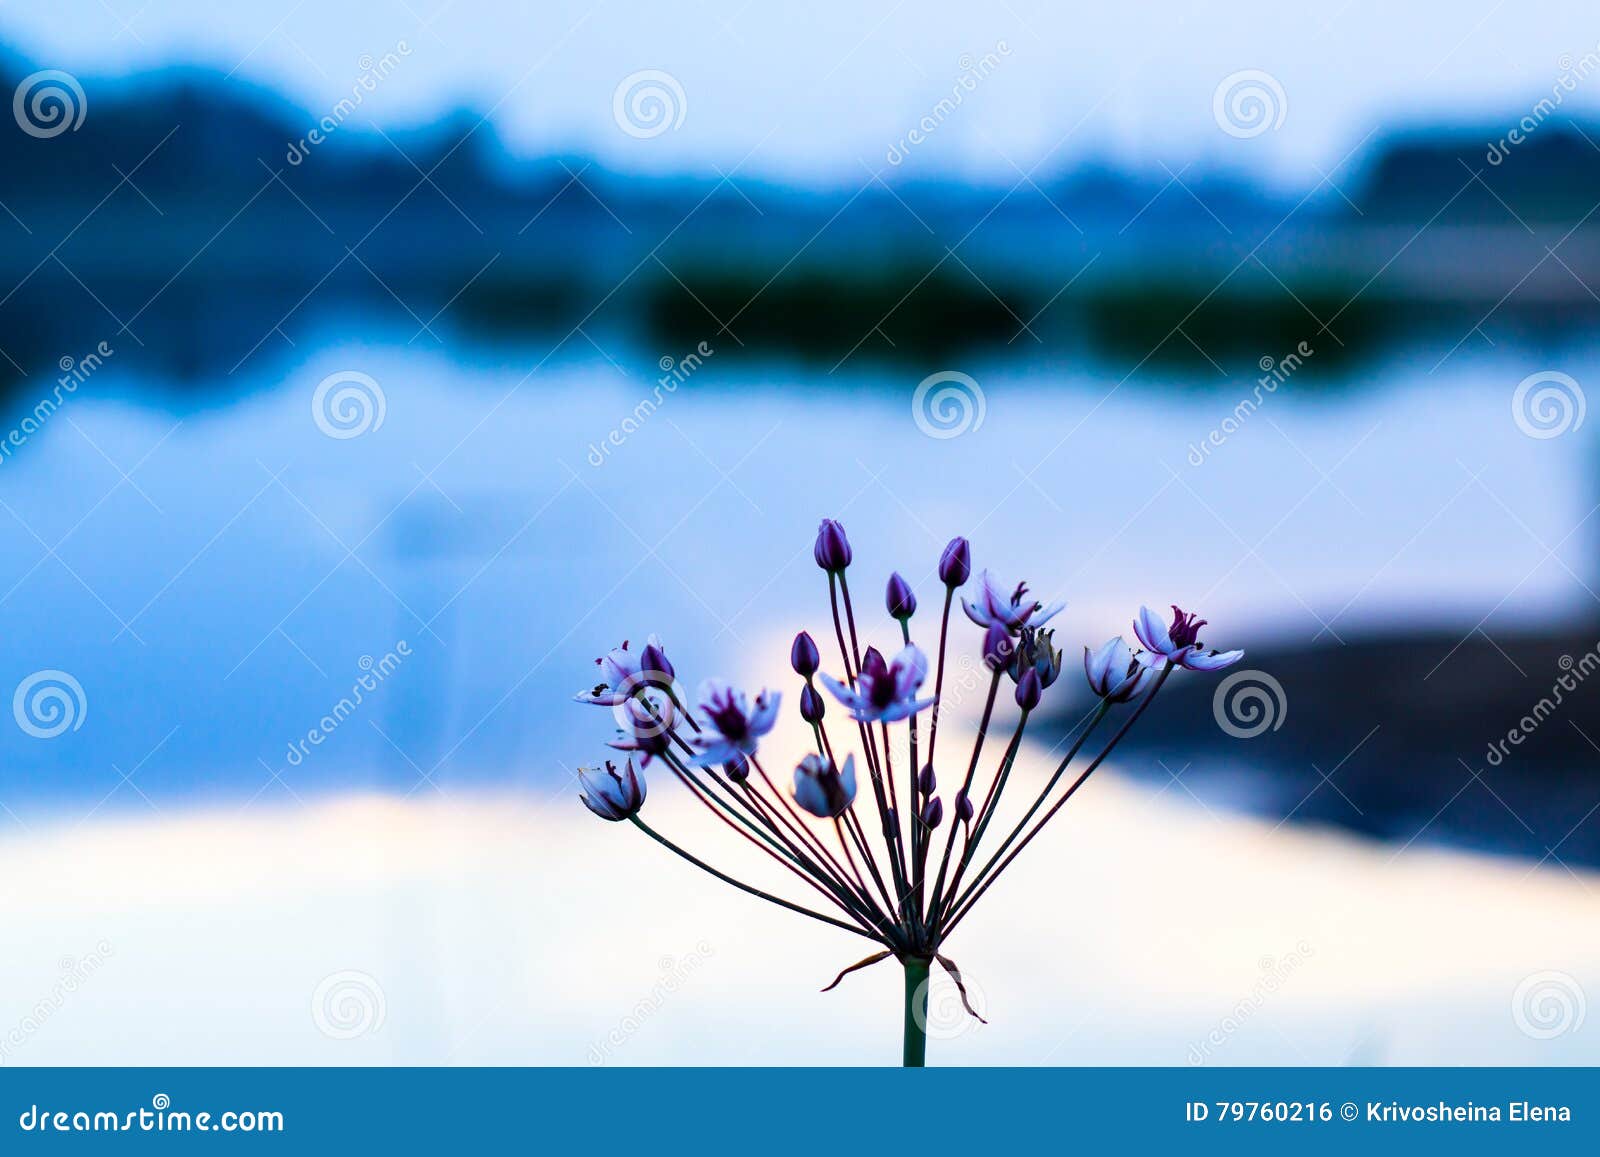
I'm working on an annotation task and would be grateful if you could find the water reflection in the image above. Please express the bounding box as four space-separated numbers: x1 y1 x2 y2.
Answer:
0 335 1592 836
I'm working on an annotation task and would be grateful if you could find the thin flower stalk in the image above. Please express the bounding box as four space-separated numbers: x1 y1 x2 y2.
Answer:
940 697 1113 922
941 661 1177 936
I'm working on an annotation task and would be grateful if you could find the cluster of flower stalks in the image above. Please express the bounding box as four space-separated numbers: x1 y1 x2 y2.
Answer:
573 518 1242 1065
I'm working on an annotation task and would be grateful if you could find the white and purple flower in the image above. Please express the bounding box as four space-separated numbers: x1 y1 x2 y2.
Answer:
818 644 936 724
961 571 1064 635
1132 605 1243 672
792 753 858 819
574 635 670 707
578 758 646 821
688 680 781 766
1084 636 1157 703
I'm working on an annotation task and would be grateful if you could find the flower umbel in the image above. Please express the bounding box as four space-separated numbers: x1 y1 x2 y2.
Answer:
570 521 1244 1066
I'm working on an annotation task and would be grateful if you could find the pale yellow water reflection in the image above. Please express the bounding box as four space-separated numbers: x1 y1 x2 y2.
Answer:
3 730 1596 1066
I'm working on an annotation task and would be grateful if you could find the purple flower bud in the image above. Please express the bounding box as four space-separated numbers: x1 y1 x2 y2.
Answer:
955 789 974 823
917 763 936 795
640 640 674 681
886 572 917 620
800 683 826 723
790 631 820 678
1015 667 1041 711
813 519 853 572
723 756 750 783
938 537 972 587
982 622 1012 669
921 796 944 830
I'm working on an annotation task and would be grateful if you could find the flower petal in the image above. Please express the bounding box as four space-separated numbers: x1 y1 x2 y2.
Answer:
1133 605 1175 655
688 738 740 767
890 644 928 699
817 672 861 710
1031 599 1066 627
1181 648 1244 672
792 772 830 817
747 689 782 736
1084 637 1123 690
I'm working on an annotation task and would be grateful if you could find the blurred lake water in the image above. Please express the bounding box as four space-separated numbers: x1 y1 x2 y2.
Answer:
0 329 1593 819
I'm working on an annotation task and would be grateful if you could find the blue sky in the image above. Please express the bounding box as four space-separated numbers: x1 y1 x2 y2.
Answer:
2 1 1596 185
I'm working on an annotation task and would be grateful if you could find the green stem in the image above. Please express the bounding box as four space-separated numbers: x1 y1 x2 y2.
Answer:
903 956 930 1067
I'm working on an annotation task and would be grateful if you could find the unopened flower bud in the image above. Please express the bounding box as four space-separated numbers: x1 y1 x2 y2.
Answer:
800 683 826 723
640 640 674 681
886 572 917 620
939 537 972 587
790 631 820 677
982 623 1012 669
724 756 750 783
813 519 853 572
921 796 944 830
1015 667 1041 711
955 789 974 824
917 763 936 795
